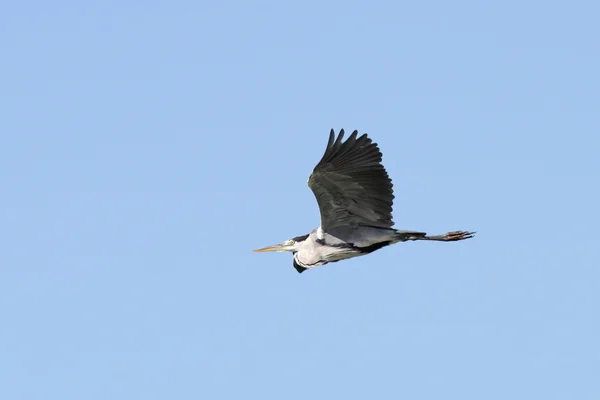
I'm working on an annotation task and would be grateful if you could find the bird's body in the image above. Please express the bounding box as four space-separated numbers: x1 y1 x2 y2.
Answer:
254 129 475 273
289 227 417 273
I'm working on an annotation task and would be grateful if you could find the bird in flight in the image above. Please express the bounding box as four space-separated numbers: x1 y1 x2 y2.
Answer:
254 129 475 273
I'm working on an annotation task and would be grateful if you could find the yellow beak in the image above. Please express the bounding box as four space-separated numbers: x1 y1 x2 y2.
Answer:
253 244 287 252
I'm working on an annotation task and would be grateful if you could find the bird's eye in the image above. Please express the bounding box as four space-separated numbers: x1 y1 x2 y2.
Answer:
285 240 295 245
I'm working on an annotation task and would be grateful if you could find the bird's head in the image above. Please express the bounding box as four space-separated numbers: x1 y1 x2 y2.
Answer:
253 234 309 253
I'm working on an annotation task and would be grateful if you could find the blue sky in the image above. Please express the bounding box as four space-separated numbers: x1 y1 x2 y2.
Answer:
1 0 599 399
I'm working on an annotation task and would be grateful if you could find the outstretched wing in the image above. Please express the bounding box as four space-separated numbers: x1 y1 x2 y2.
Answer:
307 129 395 232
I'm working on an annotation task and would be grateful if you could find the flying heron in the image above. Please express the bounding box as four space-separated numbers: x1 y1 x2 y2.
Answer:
254 129 475 273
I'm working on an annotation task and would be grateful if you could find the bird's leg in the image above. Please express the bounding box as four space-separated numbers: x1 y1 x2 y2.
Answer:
416 231 476 242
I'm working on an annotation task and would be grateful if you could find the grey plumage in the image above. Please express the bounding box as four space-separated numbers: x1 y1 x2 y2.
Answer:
308 129 394 231
253 128 475 273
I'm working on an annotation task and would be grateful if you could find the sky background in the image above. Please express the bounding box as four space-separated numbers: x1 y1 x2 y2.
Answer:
1 0 599 399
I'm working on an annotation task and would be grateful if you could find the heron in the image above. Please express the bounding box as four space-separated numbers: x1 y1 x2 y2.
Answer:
253 129 475 273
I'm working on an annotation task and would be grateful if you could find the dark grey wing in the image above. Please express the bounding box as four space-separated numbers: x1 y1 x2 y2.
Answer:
307 129 395 232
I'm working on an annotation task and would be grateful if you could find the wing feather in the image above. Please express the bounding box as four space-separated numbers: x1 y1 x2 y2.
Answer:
307 129 395 232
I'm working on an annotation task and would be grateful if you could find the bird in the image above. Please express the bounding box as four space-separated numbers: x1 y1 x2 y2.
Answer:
253 129 475 273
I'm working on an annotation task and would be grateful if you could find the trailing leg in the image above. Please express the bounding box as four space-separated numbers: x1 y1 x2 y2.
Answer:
415 230 476 242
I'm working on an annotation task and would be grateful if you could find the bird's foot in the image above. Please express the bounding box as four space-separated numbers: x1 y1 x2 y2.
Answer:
443 231 476 241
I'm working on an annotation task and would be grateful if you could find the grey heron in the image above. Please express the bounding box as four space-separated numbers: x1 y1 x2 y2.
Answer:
253 129 475 273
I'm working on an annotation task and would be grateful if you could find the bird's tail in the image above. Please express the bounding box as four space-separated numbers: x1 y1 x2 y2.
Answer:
394 230 427 242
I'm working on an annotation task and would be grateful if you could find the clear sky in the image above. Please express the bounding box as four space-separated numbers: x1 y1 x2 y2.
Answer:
1 1 599 399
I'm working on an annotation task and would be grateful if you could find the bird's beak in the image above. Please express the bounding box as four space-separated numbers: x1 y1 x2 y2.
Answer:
253 244 287 252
